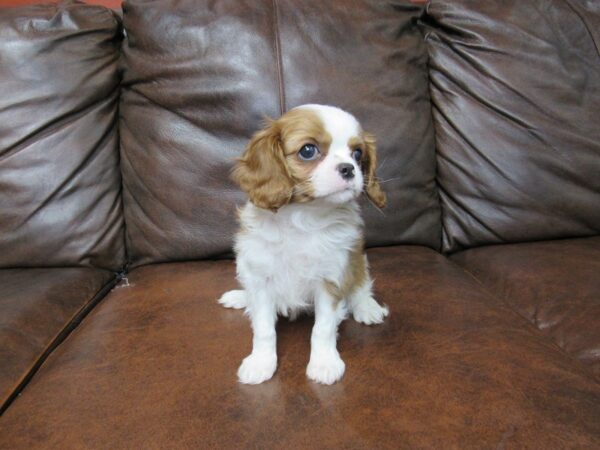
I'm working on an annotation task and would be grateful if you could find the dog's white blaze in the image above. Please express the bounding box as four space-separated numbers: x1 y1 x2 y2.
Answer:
297 104 365 202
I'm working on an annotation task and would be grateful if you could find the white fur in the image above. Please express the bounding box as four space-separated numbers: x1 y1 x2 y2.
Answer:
349 276 389 325
218 289 247 309
218 105 388 385
300 105 365 203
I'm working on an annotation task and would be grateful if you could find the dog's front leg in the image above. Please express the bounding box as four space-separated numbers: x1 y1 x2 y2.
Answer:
237 289 277 384
306 287 347 385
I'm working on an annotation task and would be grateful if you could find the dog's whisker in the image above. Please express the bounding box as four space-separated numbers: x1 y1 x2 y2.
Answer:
376 176 402 184
366 195 387 216
376 156 389 171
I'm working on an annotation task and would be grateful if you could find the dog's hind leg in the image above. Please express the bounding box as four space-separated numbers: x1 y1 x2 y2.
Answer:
347 278 389 325
218 289 247 309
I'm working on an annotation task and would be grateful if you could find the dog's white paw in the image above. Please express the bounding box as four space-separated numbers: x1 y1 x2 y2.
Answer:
237 352 277 384
306 352 346 385
218 290 247 309
352 297 389 325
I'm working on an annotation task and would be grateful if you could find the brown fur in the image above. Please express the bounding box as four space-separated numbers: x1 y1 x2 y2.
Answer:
358 132 386 209
279 109 332 204
324 239 367 302
232 109 386 211
231 125 294 211
232 109 331 210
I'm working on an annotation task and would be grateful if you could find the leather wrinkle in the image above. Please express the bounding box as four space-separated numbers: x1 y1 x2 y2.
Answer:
0 2 125 270
119 148 173 258
435 112 564 229
123 158 180 227
125 85 201 130
432 112 516 243
430 45 558 137
438 189 506 247
0 86 118 162
12 94 119 231
559 0 600 59
437 107 593 231
83 191 125 264
425 0 595 250
431 93 502 248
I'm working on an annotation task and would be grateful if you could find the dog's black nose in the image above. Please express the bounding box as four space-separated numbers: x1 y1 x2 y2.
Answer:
337 163 355 180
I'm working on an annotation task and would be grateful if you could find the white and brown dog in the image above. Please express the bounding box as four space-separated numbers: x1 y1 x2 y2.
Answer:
219 104 388 385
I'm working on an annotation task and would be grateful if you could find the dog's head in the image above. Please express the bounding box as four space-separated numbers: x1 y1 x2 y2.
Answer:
232 104 386 212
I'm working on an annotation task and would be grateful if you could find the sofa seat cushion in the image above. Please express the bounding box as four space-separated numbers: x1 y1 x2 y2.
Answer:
0 268 115 412
1 247 598 448
451 236 600 380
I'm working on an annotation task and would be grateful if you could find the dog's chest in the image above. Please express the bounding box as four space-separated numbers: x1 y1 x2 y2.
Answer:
236 203 362 293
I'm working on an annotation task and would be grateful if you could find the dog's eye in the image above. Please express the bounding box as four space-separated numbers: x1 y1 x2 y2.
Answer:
352 148 363 162
298 144 320 161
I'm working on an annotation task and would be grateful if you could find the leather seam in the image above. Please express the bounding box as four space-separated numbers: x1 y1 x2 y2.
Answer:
271 0 286 115
419 13 445 255
451 259 600 385
560 0 600 60
0 272 125 416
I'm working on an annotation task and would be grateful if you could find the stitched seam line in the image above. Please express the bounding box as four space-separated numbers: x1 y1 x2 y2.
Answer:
272 0 286 115
452 260 600 386
561 0 600 60
0 272 125 416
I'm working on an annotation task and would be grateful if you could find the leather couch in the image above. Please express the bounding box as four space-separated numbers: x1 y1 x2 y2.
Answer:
1 0 599 448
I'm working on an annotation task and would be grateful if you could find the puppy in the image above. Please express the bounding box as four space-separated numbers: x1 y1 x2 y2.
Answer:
218 104 389 385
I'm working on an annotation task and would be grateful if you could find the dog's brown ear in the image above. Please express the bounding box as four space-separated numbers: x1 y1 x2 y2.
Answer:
361 132 386 209
232 121 294 211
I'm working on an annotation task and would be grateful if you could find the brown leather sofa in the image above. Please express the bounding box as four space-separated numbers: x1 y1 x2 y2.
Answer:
1 0 599 448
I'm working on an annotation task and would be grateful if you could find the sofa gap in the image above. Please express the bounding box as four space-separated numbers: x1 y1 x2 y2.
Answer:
0 271 126 416
453 261 600 385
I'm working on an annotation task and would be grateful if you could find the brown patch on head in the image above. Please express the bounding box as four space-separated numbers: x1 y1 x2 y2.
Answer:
324 239 367 303
231 122 294 211
232 108 332 210
278 108 332 204
347 136 363 153
350 132 386 209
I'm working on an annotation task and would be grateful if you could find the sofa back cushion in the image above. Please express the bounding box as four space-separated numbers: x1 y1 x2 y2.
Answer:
424 0 600 252
119 0 440 267
0 3 125 271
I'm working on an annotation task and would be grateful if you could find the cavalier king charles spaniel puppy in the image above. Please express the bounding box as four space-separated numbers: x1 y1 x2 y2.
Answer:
218 104 388 385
